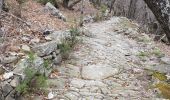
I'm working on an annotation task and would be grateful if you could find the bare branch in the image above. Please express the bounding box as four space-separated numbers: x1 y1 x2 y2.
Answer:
68 0 82 9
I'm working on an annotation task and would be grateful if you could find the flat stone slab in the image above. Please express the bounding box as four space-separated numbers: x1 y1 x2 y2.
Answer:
82 65 119 80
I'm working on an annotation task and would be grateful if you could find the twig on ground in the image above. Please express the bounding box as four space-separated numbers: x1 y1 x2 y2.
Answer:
2 10 31 28
158 34 166 42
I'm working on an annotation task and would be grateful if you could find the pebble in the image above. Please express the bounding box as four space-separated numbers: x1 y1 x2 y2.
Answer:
3 72 14 79
48 92 54 99
21 44 31 52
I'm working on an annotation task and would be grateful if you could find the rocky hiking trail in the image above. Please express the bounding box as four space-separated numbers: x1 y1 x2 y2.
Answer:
1 11 170 99
47 17 170 100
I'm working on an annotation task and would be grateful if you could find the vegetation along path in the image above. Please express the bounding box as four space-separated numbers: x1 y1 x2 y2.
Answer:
47 17 170 100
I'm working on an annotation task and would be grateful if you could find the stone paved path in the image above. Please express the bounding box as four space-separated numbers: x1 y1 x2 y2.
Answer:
49 17 160 100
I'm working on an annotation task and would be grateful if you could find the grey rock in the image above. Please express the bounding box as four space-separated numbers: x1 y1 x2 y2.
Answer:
70 79 86 88
82 65 119 80
89 87 99 93
45 2 66 21
160 56 170 65
52 52 57 58
13 56 44 77
43 55 53 60
53 54 62 65
21 44 31 52
65 64 80 77
5 95 15 100
21 35 31 42
48 30 71 43
80 27 94 37
45 35 52 41
55 49 60 54
3 72 14 80
30 38 40 44
83 15 95 23
10 76 20 87
1 56 18 64
47 78 67 89
70 78 106 88
100 87 110 94
0 28 4 37
64 92 79 100
32 41 58 56
0 90 5 100
2 84 13 97
145 64 170 73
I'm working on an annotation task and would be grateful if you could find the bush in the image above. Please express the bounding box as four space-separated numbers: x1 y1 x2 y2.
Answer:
37 0 56 5
94 13 102 22
58 26 80 59
16 68 47 95
58 40 72 59
16 53 47 95
100 4 107 15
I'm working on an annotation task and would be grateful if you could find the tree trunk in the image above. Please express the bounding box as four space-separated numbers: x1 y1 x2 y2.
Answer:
109 0 116 13
127 0 137 19
63 0 69 8
143 0 170 43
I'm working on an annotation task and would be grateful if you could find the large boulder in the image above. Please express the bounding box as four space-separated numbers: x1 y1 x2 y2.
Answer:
90 0 162 37
32 41 58 57
82 64 119 80
45 2 66 21
13 56 44 77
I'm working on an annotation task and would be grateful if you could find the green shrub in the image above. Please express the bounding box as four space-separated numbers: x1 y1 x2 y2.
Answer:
34 74 47 88
100 4 107 15
152 48 164 57
43 59 51 70
137 51 149 57
58 26 80 59
16 82 29 94
16 68 47 94
58 40 71 59
37 0 55 5
94 13 102 22
28 51 35 63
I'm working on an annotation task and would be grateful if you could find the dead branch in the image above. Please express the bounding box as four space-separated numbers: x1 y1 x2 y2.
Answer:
1 10 31 28
68 0 82 9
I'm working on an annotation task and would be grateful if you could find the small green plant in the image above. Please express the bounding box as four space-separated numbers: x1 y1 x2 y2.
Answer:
37 0 55 5
16 82 29 94
137 51 149 57
94 4 108 22
28 51 35 63
16 68 36 94
16 68 47 95
94 13 102 22
58 40 71 59
43 59 51 70
58 26 80 59
33 74 47 88
69 26 80 45
100 4 107 15
152 71 167 81
152 48 164 57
